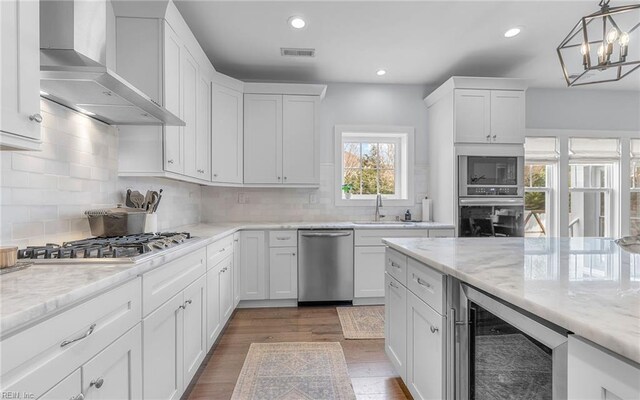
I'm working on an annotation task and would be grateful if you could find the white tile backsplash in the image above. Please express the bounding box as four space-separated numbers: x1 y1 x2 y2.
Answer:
0 99 202 247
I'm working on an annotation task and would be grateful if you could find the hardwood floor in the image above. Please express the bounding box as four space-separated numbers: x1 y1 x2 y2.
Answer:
186 306 412 400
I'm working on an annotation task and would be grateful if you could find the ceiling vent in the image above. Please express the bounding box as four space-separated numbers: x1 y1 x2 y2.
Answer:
280 48 316 57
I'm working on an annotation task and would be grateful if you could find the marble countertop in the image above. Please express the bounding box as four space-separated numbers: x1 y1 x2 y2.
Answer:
0 220 453 337
383 237 640 364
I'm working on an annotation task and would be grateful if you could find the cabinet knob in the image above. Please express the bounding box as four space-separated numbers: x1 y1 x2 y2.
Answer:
29 113 43 123
213 174 218 177
277 176 281 180
492 135 497 141
197 169 204 173
90 377 104 389
430 326 439 333
486 134 491 142
70 394 85 400
167 159 174 164
292 252 296 256
284 176 287 181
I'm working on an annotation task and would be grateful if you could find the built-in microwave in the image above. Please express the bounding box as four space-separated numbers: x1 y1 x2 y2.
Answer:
459 156 524 197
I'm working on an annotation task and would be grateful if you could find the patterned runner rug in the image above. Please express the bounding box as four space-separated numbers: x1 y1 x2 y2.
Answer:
336 306 385 339
231 342 356 400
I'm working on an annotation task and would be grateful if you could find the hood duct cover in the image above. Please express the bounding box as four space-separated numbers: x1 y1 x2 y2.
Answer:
39 0 184 126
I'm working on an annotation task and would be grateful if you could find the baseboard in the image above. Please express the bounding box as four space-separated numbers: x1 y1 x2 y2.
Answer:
237 299 298 308
353 297 385 306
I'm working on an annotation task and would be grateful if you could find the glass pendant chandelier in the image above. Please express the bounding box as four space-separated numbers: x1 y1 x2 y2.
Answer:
557 0 640 86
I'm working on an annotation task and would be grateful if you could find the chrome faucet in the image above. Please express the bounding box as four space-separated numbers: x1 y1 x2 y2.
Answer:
375 194 385 222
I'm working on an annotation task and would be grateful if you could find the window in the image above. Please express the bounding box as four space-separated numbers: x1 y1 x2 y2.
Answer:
524 164 554 237
524 138 558 237
631 139 640 236
568 138 619 238
335 126 414 205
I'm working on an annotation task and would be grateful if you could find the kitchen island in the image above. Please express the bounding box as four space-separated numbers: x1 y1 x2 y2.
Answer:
383 236 640 400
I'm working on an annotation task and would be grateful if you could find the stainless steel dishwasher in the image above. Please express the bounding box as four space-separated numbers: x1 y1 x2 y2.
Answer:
298 229 354 303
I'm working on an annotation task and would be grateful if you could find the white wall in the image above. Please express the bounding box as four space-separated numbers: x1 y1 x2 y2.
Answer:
0 100 202 247
201 82 433 223
526 88 640 131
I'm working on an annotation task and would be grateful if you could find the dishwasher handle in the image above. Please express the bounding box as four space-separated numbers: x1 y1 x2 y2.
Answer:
300 232 352 238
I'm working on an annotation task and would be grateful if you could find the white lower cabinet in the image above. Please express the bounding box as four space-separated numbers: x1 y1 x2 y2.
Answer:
355 246 386 298
206 263 222 350
406 291 445 400
269 247 298 299
385 273 407 381
182 275 207 389
220 255 234 322
39 369 82 400
233 233 241 307
143 293 184 400
239 231 266 300
82 324 142 400
568 335 640 400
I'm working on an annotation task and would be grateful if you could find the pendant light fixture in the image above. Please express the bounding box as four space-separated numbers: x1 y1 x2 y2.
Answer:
557 0 640 86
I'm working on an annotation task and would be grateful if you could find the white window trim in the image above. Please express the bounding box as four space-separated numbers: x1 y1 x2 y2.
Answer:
524 162 557 237
335 125 414 207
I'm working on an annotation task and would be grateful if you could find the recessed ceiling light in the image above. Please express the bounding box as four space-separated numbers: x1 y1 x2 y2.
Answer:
289 16 306 29
376 69 387 76
504 27 521 38
39 90 49 96
77 107 95 116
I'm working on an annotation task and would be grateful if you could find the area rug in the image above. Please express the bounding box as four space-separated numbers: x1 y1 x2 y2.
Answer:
474 333 552 400
230 342 356 400
336 306 385 339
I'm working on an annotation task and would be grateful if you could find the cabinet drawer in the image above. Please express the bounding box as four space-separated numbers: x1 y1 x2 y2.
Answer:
355 229 428 246
207 236 233 269
1 278 141 396
428 229 455 238
407 258 445 314
385 248 408 287
143 248 206 316
269 230 297 247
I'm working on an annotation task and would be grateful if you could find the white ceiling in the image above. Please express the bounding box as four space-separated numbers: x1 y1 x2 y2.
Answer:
174 0 640 90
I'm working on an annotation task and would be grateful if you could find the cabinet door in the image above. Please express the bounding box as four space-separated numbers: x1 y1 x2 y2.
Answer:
40 369 82 400
212 84 244 184
181 48 199 178
269 247 298 300
385 274 407 381
354 246 386 298
0 0 41 144
220 256 234 322
233 233 241 307
490 90 525 144
82 324 142 400
282 95 318 185
163 23 183 174
406 292 445 400
239 231 266 300
244 94 282 184
194 73 211 180
182 275 207 388
206 264 222 350
454 89 491 144
143 293 184 400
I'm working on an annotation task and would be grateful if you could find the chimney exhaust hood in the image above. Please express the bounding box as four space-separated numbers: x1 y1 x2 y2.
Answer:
39 0 184 126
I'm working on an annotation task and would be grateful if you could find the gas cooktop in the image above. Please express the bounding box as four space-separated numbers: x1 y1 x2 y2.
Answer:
17 232 194 264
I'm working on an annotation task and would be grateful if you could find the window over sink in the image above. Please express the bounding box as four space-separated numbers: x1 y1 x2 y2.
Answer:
335 125 414 206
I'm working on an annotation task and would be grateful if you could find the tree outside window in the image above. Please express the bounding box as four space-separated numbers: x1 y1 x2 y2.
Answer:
524 164 553 237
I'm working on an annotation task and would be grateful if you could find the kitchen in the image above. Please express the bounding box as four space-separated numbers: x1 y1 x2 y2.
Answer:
1 0 639 399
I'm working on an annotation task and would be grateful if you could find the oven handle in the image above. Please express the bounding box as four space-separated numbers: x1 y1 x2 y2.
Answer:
300 232 352 238
458 197 524 207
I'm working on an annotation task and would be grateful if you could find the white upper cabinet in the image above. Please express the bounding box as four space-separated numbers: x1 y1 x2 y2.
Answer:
490 90 525 144
181 47 199 178
244 94 283 184
212 83 243 184
163 22 184 174
1 0 42 150
282 95 319 185
195 74 212 180
454 89 491 144
454 88 525 144
244 93 320 186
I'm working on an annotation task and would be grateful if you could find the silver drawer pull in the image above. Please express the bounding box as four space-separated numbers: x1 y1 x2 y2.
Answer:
61 323 96 347
414 276 431 288
184 299 192 308
90 377 104 389
389 281 399 289
389 260 400 269
276 237 290 240
430 326 439 333
167 159 174 164
218 247 226 253
29 113 43 123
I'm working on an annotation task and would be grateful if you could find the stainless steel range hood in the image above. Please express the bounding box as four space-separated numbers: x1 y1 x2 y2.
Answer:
39 0 184 126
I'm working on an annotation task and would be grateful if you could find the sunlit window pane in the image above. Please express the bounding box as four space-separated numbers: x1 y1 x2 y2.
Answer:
343 143 361 169
525 192 547 237
631 192 640 236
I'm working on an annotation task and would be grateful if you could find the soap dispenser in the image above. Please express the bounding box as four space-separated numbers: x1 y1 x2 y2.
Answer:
404 209 412 221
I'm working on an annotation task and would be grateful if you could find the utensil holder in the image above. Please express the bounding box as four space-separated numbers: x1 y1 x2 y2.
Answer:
145 213 158 233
